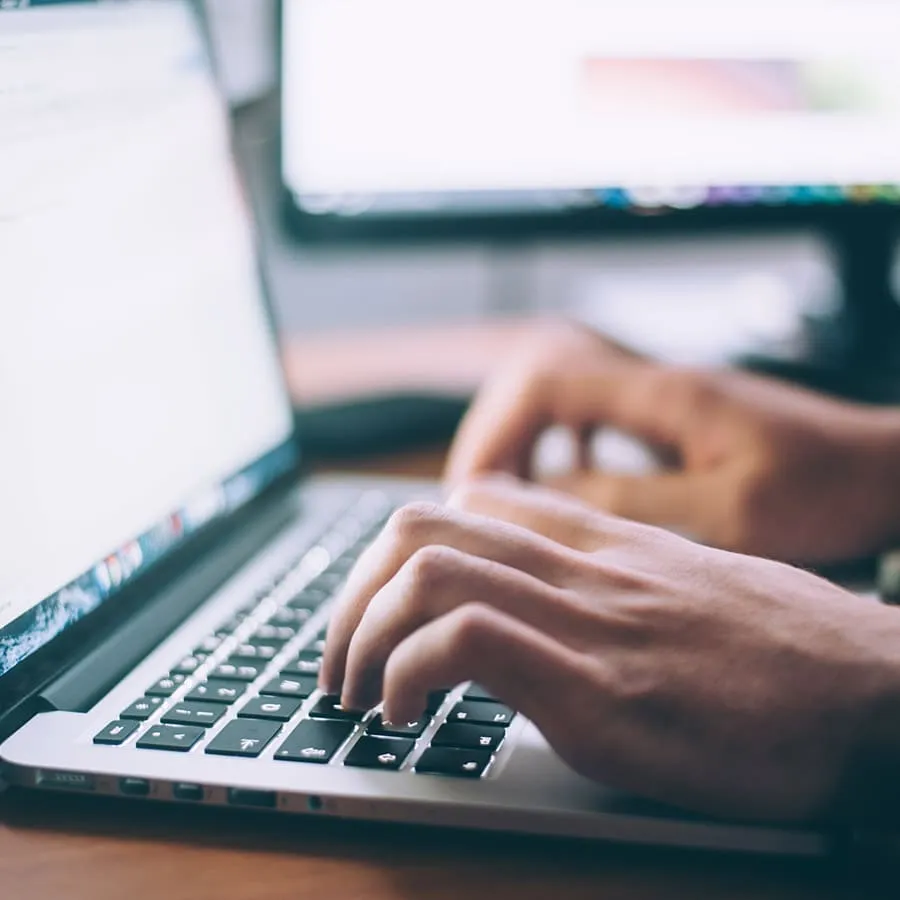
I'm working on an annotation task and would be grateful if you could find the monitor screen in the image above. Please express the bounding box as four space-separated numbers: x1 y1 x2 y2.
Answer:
282 0 900 222
0 0 296 677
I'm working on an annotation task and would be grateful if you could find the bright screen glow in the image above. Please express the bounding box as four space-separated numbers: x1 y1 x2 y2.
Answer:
282 0 900 215
0 1 294 648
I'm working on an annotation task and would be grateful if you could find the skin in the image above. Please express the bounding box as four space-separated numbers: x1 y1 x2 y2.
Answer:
446 320 900 565
321 319 900 822
321 478 900 822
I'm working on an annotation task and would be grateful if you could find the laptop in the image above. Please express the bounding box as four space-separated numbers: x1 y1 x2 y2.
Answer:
0 0 825 857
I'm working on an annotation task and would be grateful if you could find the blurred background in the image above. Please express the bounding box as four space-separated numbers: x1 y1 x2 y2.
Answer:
205 0 900 457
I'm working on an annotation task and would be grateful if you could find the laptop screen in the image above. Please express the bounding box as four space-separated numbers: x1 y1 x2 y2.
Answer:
0 0 297 678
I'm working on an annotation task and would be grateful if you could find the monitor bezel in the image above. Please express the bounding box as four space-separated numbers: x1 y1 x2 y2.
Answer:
277 0 900 245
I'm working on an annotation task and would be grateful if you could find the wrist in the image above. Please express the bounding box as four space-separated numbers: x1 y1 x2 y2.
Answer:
834 606 900 829
856 409 900 551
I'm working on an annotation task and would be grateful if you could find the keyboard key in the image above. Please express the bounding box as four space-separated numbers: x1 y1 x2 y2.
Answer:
205 720 281 758
211 661 264 682
187 680 248 704
145 675 186 697
308 695 366 722
432 723 505 753
415 747 492 778
259 675 318 699
230 643 280 662
425 690 450 714
120 697 164 720
448 700 516 727
94 720 139 745
161 701 226 728
275 719 355 764
279 651 321 677
195 634 225 654
137 724 204 752
462 683 498 702
249 624 295 645
367 714 429 738
344 736 414 771
287 589 327 612
268 607 307 627
238 696 303 722
171 655 205 676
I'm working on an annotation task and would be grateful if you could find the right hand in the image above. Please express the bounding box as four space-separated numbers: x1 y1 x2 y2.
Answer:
446 319 900 565
322 478 900 823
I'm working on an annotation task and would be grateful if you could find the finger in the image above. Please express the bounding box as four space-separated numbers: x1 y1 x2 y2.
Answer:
446 363 553 484
341 547 588 710
447 475 628 552
320 501 584 694
380 602 589 734
544 470 710 533
447 358 681 485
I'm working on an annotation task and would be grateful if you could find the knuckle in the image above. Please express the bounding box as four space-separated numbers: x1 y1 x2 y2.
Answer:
444 603 497 661
403 545 461 597
386 501 445 543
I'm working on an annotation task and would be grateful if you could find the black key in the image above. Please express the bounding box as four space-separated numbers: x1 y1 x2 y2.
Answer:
195 634 225 654
279 651 321 677
187 679 248 704
94 720 139 745
268 607 307 627
145 675 186 697
367 714 428 738
287 590 327 612
205 719 281 758
161 701 226 728
137 724 204 752
171 654 205 676
275 719 354 764
308 695 365 722
259 675 318 699
432 723 505 753
344 736 413 771
230 643 279 663
448 700 515 727
462 683 498 702
120 696 164 720
250 623 295 644
415 747 492 778
310 572 343 593
238 696 303 722
211 661 264 682
425 690 450 713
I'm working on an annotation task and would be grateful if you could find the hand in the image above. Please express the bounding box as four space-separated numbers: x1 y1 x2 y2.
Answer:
321 478 900 822
446 319 900 565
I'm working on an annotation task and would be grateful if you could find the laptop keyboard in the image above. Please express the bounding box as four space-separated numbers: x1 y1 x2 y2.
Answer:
93 493 516 781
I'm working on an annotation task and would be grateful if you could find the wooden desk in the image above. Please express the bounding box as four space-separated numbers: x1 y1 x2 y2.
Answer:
0 334 863 900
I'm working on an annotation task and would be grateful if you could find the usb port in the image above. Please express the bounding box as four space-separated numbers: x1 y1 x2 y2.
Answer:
173 783 204 802
227 788 276 809
119 777 151 797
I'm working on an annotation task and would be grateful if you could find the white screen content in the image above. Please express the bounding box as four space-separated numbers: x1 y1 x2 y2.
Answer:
0 1 294 629
283 0 900 197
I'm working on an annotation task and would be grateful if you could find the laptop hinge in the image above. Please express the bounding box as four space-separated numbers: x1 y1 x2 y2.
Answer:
38 494 296 714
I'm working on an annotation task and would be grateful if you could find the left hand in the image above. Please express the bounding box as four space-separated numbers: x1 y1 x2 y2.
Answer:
320 477 900 822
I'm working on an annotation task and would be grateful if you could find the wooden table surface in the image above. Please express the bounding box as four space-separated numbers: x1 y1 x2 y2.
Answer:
0 330 872 899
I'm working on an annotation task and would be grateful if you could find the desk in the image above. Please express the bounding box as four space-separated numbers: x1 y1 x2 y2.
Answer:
0 336 865 900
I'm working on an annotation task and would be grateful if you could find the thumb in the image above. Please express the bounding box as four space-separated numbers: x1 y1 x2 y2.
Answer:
543 470 707 534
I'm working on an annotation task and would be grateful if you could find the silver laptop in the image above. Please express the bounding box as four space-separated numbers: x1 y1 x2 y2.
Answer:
0 0 824 857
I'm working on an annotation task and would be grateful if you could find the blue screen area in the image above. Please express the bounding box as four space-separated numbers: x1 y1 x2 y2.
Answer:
0 0 297 677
